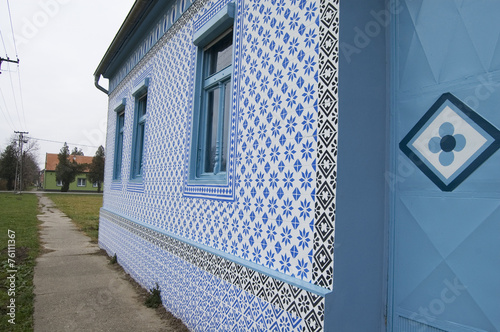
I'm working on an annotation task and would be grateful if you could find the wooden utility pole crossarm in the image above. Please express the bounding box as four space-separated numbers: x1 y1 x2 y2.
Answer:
0 57 20 74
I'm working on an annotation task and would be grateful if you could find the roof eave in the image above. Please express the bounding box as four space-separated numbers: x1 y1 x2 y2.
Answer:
93 0 157 92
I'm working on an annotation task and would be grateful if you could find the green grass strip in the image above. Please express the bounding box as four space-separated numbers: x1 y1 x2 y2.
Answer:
0 193 40 332
46 194 102 243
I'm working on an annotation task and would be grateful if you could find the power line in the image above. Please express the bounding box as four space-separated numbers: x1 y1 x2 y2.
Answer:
0 86 16 130
15 64 27 129
3 1 26 131
0 101 15 131
6 65 23 130
0 29 8 57
27 136 101 149
6 0 18 57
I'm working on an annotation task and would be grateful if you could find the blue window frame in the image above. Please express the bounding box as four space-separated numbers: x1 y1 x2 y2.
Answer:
131 80 148 179
190 3 235 184
113 106 125 180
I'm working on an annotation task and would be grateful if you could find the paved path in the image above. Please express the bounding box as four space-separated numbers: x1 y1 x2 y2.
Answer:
33 194 173 332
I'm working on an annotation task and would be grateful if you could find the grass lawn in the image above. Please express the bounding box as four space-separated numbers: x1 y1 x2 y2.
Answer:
0 193 40 331
46 194 103 243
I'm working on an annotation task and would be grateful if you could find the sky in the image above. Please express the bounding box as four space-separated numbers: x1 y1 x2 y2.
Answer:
0 0 136 168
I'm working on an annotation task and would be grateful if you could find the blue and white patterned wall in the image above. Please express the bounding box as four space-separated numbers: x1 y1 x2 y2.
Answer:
99 0 338 330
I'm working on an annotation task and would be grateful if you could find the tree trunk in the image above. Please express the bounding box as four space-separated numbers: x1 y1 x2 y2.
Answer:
61 182 70 192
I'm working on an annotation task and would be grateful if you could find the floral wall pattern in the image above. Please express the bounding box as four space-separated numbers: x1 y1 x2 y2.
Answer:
99 0 338 330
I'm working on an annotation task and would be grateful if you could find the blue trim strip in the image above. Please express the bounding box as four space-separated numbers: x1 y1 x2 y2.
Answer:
193 2 235 46
107 0 195 93
101 207 330 297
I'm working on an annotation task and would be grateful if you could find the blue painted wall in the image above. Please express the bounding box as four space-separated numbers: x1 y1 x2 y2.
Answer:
390 1 500 331
324 0 388 330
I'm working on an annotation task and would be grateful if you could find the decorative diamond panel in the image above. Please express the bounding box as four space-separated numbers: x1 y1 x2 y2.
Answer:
400 93 500 191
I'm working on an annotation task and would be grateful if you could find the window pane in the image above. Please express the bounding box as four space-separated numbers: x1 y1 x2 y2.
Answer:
114 112 125 179
133 92 147 178
221 81 231 172
136 122 145 175
138 94 147 118
118 112 125 130
204 88 220 173
115 112 125 179
207 32 233 76
116 133 123 178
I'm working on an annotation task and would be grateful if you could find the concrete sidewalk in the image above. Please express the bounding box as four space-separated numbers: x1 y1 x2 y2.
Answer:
33 194 179 332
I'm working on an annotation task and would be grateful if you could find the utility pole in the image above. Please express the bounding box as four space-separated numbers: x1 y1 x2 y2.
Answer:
14 131 29 193
0 57 20 74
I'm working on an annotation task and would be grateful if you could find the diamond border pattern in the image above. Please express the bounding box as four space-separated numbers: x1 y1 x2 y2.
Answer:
100 209 330 331
314 0 338 289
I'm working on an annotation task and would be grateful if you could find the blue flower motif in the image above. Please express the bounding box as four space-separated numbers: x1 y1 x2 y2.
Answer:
255 197 264 213
298 228 310 249
266 224 277 241
259 75 269 92
287 63 298 81
271 119 281 137
279 254 291 273
275 21 285 38
302 112 315 132
269 171 279 188
304 28 317 48
303 55 316 76
284 143 296 162
261 52 270 69
299 170 313 189
257 148 266 164
252 247 262 263
301 140 314 160
428 122 466 166
282 198 294 217
302 83 315 104
289 12 300 30
288 37 299 56
281 226 292 245
230 241 238 255
263 8 272 24
243 220 250 235
296 258 309 279
305 1 317 21
267 197 278 215
282 170 295 189
264 250 275 268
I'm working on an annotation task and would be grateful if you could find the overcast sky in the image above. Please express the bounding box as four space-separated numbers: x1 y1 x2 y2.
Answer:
0 0 135 168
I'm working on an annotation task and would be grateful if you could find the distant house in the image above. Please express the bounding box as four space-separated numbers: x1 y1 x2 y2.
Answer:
42 153 100 192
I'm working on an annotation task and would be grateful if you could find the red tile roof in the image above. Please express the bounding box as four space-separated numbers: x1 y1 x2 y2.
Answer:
45 153 94 172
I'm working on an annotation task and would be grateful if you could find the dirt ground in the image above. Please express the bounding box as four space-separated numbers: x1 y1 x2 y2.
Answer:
101 250 190 332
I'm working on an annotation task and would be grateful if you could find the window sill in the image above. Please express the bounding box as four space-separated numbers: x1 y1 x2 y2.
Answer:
129 176 143 183
188 173 227 186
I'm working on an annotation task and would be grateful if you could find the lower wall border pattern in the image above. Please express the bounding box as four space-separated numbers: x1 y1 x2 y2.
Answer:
99 209 326 332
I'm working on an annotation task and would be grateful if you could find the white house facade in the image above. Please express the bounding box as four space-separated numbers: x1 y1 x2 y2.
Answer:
95 0 500 331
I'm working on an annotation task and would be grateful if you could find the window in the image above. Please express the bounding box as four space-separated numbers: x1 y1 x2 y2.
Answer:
113 104 125 180
77 178 86 187
56 180 62 187
131 79 149 179
93 182 98 188
190 3 235 184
